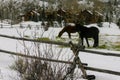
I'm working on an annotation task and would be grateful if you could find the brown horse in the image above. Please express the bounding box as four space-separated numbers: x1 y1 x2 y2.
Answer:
58 23 99 47
58 24 77 39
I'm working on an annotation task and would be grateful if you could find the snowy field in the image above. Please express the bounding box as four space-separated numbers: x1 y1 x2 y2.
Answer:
0 21 120 80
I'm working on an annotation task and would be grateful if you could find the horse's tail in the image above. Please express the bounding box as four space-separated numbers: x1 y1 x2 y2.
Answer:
93 31 99 47
93 27 99 47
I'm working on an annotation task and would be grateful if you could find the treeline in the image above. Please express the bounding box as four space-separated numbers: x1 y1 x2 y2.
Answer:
0 0 120 25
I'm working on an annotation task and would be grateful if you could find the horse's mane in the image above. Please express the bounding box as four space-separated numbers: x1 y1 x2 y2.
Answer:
75 23 85 28
75 23 90 32
75 23 83 27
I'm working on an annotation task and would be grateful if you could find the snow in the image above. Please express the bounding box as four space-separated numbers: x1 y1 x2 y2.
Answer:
87 22 120 35
99 0 109 2
78 0 94 8
0 21 120 80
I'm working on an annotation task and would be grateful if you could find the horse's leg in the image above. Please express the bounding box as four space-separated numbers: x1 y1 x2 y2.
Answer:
79 34 84 46
85 37 90 47
80 36 84 46
68 32 71 39
78 34 82 45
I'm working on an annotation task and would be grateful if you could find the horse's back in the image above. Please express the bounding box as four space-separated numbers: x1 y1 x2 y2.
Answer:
80 26 99 38
64 25 77 33
89 26 99 33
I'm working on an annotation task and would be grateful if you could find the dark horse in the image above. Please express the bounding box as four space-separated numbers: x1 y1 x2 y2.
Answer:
58 23 99 47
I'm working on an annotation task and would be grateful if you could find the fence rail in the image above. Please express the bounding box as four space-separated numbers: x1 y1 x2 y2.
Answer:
81 49 120 57
0 34 120 57
0 34 120 76
0 34 70 47
0 48 120 76
85 67 120 76
0 49 86 65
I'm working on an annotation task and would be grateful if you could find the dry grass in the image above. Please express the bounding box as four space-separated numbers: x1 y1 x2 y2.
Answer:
10 35 69 80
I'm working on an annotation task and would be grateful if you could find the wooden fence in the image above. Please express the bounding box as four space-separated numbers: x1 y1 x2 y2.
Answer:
0 34 120 78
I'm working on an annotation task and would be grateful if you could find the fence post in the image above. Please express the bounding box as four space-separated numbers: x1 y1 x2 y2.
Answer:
70 41 88 79
63 41 96 80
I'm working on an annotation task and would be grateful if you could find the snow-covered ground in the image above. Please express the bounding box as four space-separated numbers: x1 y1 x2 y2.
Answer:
0 21 120 80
